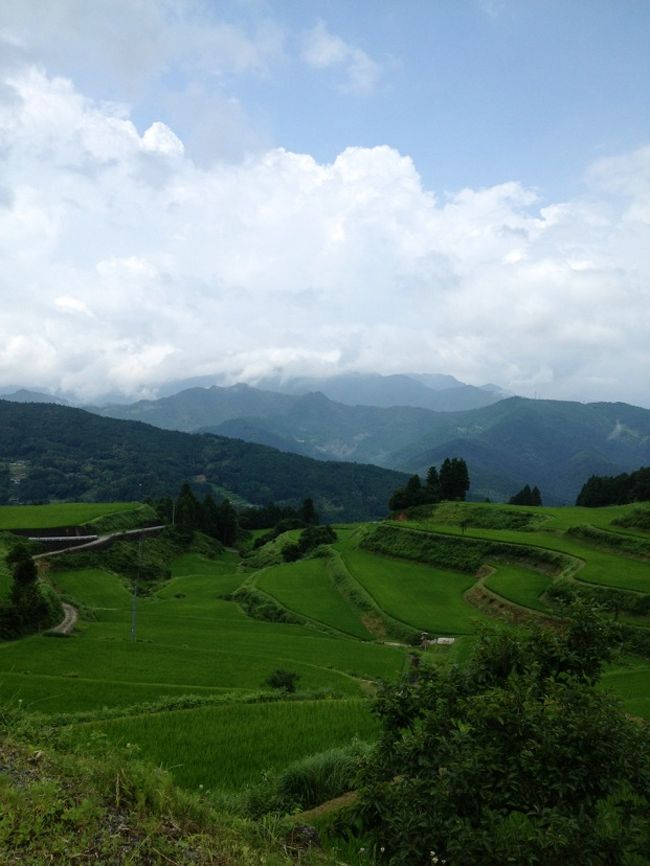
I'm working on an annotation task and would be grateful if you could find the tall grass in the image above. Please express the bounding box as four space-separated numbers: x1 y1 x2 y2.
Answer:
73 698 378 792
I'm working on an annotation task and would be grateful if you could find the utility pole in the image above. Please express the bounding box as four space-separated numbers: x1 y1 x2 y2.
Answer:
131 532 144 642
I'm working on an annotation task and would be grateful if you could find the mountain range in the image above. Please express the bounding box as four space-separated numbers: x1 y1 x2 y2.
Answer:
89 385 650 505
4 372 650 506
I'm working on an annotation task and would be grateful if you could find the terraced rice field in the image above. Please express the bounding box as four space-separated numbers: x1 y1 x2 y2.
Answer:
0 551 406 714
340 547 485 634
256 558 373 639
0 502 143 529
73 698 378 791
484 563 553 612
2 498 650 800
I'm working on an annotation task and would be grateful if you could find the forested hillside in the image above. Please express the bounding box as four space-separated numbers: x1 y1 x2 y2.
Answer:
0 401 406 520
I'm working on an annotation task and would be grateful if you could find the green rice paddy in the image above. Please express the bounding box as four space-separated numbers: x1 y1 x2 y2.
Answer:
484 563 553 612
0 502 143 529
73 698 378 792
256 558 373 639
2 497 650 798
340 547 486 634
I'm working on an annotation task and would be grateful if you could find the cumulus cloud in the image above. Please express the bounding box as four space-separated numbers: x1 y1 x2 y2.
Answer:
0 62 649 406
300 20 382 94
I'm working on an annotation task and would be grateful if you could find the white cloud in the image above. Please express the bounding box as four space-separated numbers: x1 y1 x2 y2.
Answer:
0 62 649 405
300 21 382 94
0 1 286 84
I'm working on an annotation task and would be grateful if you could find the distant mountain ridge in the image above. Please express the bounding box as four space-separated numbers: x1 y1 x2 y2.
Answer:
90 382 650 504
0 389 69 405
242 371 510 412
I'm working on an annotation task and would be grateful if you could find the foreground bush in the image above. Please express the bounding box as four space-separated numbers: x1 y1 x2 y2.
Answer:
355 604 650 866
243 740 372 818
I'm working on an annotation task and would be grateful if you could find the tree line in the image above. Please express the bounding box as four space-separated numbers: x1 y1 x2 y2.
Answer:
150 485 321 547
509 484 542 506
388 458 470 511
576 466 650 507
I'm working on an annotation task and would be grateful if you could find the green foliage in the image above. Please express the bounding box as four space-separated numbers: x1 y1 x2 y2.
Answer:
567 523 650 559
577 465 650 507
509 484 542 505
282 524 338 562
612 504 650 530
439 456 470 501
84 503 159 533
71 698 378 794
0 734 306 866
256 557 372 640
55 531 182 586
264 669 301 693
407 501 546 531
0 501 143 530
0 543 62 639
326 549 418 643
243 740 372 817
483 563 553 612
547 579 650 618
364 523 566 576
355 607 650 865
239 502 302 530
231 584 303 624
388 464 447 511
342 547 483 635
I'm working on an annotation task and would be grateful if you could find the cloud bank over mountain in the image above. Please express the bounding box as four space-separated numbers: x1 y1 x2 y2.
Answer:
0 4 648 405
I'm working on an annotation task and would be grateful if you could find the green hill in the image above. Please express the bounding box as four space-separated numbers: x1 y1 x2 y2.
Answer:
0 401 407 521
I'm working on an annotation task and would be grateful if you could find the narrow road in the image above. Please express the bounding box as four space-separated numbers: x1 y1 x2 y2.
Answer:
32 525 165 559
50 602 78 635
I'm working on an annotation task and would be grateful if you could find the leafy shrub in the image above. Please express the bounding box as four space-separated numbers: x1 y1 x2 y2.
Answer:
567 524 650 559
281 525 338 563
264 669 301 693
243 740 372 817
354 606 650 866
612 505 650 531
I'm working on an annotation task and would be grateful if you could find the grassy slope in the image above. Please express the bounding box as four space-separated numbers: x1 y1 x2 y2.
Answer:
484 563 553 612
256 558 374 639
0 502 143 529
0 733 330 866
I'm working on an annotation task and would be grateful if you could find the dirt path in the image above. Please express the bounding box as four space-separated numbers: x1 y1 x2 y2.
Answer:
50 602 78 636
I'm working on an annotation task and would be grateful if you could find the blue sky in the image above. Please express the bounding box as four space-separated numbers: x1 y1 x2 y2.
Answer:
0 0 649 404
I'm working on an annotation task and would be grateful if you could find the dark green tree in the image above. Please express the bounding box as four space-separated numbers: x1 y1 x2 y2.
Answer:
264 669 301 693
425 465 441 500
356 606 649 866
299 497 318 526
439 457 470 500
510 485 543 506
216 498 238 546
201 493 221 538
7 543 38 601
174 483 201 538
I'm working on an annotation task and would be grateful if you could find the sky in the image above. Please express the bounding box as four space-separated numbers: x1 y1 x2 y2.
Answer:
0 0 649 406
